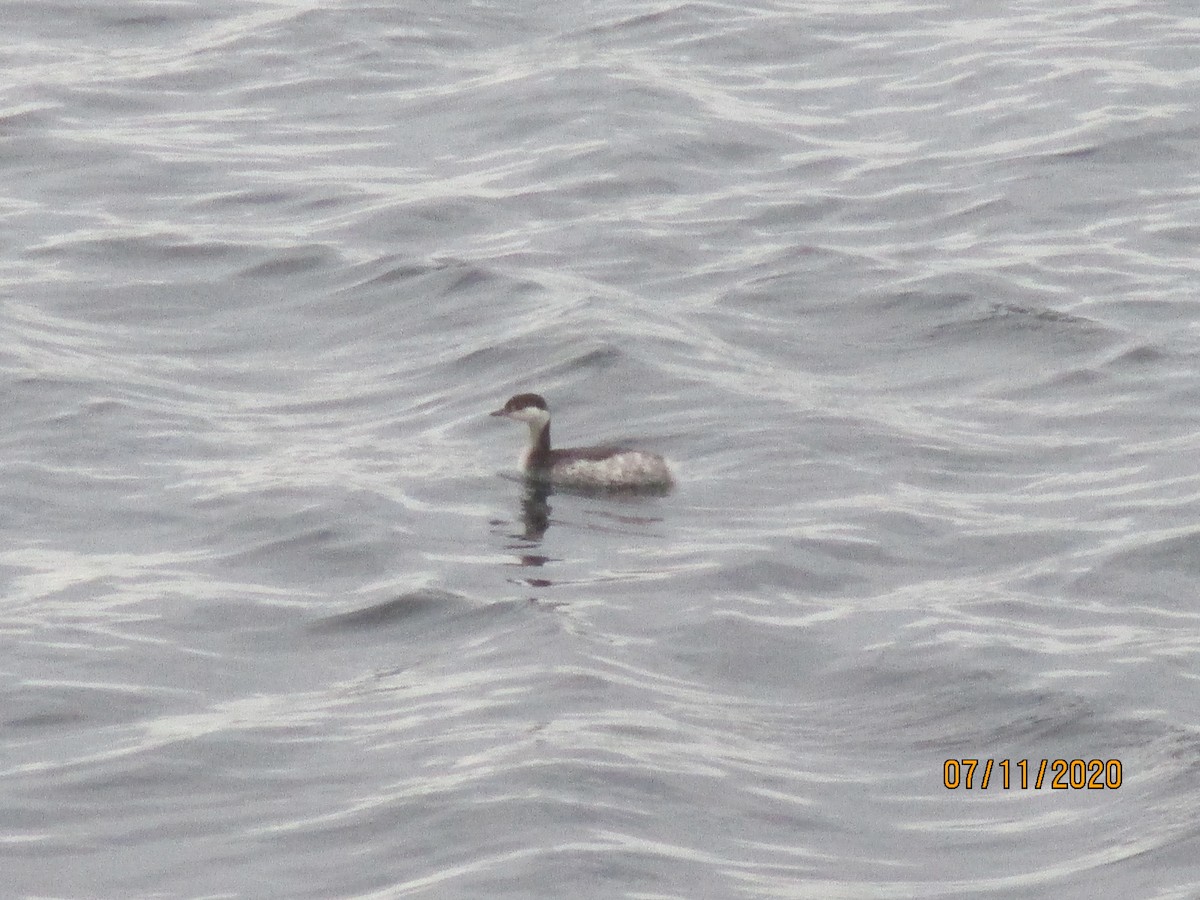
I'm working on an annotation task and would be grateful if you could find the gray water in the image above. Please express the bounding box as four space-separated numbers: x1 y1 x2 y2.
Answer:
4 1 1200 897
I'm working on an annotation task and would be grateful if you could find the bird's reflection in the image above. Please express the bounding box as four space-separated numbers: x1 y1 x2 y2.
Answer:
499 481 556 590
517 480 552 543
499 479 667 593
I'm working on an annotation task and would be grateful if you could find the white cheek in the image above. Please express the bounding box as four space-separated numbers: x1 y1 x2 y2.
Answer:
511 408 549 428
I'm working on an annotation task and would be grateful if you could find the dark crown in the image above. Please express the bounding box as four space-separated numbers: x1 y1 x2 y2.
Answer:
503 393 548 412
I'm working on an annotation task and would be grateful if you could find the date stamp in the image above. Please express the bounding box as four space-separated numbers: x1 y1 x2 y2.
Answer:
943 758 1123 790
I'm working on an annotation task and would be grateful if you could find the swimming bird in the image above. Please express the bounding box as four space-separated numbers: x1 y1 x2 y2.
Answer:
490 393 673 491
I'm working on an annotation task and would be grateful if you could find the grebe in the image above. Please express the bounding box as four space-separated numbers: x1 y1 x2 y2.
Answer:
490 393 674 491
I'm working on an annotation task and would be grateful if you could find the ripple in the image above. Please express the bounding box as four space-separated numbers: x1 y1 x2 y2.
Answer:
4 0 1200 895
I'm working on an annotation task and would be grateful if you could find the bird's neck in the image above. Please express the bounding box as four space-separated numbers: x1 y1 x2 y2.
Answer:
525 419 551 468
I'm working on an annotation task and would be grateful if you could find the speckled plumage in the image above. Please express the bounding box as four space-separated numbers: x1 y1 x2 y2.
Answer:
532 449 674 490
